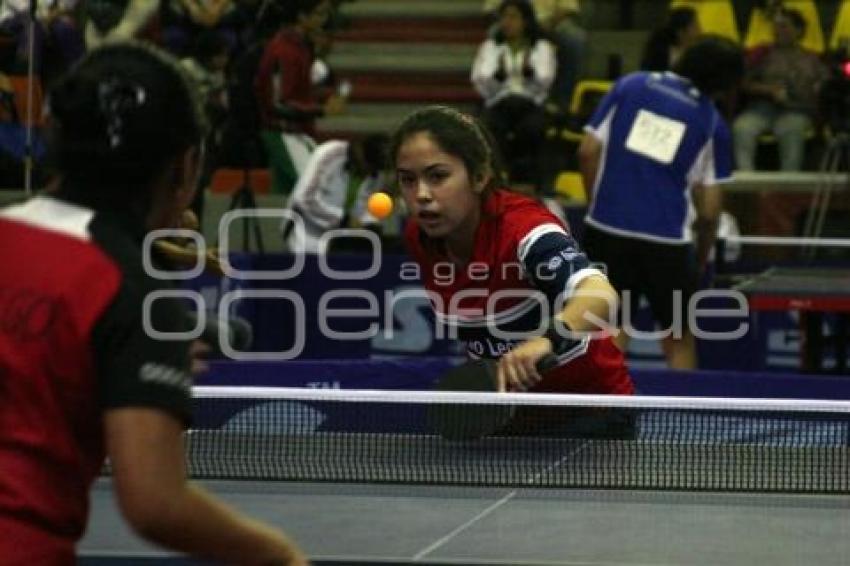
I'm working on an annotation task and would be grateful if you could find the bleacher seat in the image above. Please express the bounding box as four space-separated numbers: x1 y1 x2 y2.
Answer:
829 0 850 51
670 0 740 42
569 80 613 118
744 1 825 53
554 171 587 203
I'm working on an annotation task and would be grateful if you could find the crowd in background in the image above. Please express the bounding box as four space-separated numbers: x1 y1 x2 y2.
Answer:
0 0 848 244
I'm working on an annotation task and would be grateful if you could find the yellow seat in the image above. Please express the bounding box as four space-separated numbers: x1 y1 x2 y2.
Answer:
670 0 740 42
830 0 850 50
757 126 817 144
554 171 587 203
744 1 825 53
569 80 613 118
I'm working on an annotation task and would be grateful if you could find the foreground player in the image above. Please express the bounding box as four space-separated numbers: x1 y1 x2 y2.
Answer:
0 43 306 564
393 106 632 396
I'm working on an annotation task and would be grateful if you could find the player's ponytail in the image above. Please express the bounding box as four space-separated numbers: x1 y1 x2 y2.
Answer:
47 41 207 209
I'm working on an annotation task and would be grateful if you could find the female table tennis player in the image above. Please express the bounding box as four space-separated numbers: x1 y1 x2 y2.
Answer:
393 106 633 423
0 42 305 564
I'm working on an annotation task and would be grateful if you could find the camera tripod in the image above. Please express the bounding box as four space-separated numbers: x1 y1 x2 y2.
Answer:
221 167 265 255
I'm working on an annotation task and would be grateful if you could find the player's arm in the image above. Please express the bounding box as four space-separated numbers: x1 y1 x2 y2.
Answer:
691 114 731 273
577 78 622 204
577 134 602 204
497 276 617 392
105 408 306 565
557 274 618 333
692 182 722 271
498 225 618 390
90 272 306 565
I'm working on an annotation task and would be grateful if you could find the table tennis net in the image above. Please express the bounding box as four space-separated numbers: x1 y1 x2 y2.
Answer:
186 387 850 493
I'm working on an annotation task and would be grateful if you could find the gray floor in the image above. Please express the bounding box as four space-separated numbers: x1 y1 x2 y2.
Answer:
80 479 850 565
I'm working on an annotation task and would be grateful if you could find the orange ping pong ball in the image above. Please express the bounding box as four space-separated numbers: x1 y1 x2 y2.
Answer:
367 192 393 219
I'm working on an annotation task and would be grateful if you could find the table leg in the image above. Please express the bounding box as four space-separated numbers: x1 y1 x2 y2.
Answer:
836 314 848 374
801 312 823 373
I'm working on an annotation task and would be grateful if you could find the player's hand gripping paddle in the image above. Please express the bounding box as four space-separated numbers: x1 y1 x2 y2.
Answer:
427 354 559 440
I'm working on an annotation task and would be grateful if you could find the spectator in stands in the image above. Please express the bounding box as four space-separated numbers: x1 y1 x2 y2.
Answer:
180 31 230 221
640 6 701 72
255 0 346 195
85 0 159 50
181 31 229 114
160 0 244 57
484 0 586 108
472 0 555 188
283 134 388 254
0 41 306 565
732 8 829 171
539 0 586 108
578 37 744 370
0 0 84 79
215 0 281 171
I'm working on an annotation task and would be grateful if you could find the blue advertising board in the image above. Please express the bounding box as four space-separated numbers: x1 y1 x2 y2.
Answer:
181 252 841 373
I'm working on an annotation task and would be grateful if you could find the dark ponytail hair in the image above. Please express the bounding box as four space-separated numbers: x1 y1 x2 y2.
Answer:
48 41 206 209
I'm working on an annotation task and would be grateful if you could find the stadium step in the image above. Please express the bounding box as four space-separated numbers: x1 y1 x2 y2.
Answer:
321 0 488 138
336 18 486 44
317 101 477 137
341 0 483 19
345 72 477 104
328 41 478 74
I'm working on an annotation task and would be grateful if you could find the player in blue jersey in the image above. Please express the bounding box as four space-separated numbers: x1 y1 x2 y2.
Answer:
578 37 743 370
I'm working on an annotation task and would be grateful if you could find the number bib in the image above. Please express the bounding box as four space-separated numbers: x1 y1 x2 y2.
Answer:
625 109 686 164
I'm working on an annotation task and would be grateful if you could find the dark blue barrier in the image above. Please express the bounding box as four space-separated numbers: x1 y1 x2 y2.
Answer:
183 253 845 373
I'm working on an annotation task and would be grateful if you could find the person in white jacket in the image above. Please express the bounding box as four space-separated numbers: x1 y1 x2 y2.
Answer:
472 0 555 187
284 134 389 254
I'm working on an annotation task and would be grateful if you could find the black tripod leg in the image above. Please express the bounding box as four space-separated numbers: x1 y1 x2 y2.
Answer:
242 188 264 254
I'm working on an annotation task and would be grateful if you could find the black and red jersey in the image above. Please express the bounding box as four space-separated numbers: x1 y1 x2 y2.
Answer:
0 196 192 564
405 189 633 395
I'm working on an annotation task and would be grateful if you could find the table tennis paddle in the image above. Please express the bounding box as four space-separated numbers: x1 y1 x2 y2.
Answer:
427 354 559 441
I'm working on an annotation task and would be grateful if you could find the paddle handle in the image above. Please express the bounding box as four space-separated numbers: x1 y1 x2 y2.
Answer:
536 353 560 373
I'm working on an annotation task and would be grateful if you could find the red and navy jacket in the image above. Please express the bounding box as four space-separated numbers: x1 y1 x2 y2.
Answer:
405 189 633 395
254 28 320 133
0 195 192 564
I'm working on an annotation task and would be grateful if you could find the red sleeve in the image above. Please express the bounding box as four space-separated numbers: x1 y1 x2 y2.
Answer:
276 43 307 108
254 37 319 126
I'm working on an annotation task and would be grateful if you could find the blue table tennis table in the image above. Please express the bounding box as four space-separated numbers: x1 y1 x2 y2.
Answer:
735 267 850 373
